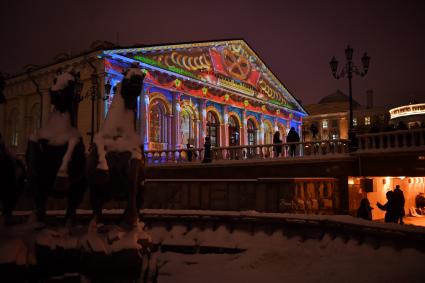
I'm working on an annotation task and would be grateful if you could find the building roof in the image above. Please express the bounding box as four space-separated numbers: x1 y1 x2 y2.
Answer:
102 39 307 115
304 90 362 116
318 89 360 105
304 101 350 116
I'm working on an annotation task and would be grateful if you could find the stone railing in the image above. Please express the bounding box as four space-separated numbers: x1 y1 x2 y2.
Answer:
144 139 350 164
356 128 425 152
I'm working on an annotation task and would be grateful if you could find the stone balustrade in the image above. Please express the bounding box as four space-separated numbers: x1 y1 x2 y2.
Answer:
144 129 425 164
357 128 425 152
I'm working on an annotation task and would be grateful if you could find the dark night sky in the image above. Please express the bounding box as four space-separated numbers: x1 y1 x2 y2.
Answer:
1 0 424 107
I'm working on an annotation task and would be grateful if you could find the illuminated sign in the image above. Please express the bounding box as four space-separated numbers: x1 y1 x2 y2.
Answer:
258 78 287 105
217 78 255 96
389 103 425 119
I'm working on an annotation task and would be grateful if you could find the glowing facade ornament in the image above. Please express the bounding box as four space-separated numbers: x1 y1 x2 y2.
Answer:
202 87 208 95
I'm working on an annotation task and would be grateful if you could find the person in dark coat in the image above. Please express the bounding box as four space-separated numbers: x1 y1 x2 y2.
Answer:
286 127 300 157
393 185 405 224
273 131 282 157
377 191 396 223
357 197 373 220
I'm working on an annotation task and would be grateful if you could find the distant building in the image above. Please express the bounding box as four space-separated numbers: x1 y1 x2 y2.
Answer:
0 40 307 154
302 90 390 141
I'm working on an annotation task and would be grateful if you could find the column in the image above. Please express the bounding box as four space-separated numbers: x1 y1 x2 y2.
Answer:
222 105 229 146
298 124 302 141
139 89 149 150
193 118 198 147
259 114 264 144
98 73 106 130
198 99 207 148
242 110 247 145
171 92 180 149
18 96 27 153
167 114 173 150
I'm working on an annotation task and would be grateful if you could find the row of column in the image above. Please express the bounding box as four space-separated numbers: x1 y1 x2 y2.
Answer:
138 90 302 150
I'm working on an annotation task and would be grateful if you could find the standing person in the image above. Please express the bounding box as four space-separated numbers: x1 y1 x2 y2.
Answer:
377 191 396 223
393 185 405 224
286 127 300 157
357 197 373 220
186 143 193 162
273 131 282 157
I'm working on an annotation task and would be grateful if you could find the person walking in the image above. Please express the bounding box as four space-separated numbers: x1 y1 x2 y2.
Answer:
377 191 396 223
393 185 405 224
286 127 300 157
273 131 282 157
357 197 373 220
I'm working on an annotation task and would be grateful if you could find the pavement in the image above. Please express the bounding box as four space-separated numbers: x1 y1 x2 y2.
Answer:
404 216 425 227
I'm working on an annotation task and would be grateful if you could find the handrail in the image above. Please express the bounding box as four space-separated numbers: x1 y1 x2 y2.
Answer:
356 127 425 152
144 128 425 164
144 139 350 164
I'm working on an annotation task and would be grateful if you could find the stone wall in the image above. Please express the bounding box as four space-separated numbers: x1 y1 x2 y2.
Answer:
143 178 340 214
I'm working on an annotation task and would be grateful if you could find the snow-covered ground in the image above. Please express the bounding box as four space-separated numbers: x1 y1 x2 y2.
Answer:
2 211 425 282
156 233 425 283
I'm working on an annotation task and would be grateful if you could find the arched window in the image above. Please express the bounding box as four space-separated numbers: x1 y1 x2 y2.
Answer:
8 108 20 147
149 100 167 143
247 119 257 146
30 103 41 136
180 106 196 146
228 116 240 146
263 121 273 144
207 111 220 147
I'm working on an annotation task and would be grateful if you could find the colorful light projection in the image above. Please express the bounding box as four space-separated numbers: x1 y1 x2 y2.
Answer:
117 40 305 114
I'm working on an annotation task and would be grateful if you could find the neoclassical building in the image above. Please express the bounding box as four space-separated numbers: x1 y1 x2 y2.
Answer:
1 40 307 154
303 90 390 141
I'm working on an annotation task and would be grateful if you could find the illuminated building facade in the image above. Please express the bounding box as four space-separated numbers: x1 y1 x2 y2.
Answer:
0 40 306 154
104 40 307 150
303 90 390 141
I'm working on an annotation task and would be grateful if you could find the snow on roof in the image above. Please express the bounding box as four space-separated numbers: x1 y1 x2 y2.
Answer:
51 72 74 91
125 66 144 79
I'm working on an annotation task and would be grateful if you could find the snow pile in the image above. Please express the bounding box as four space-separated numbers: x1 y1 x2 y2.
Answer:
94 81 142 171
51 72 75 91
155 229 425 283
81 222 151 254
35 228 80 250
125 67 144 79
34 111 80 145
141 209 425 234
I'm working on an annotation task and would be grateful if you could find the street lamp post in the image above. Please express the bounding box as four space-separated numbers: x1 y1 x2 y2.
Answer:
329 45 370 151
86 74 111 145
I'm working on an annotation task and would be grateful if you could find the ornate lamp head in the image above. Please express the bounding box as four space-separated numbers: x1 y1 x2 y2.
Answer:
329 56 339 76
345 45 354 61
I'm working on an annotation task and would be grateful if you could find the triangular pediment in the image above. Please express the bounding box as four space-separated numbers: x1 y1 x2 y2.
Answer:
104 40 306 115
